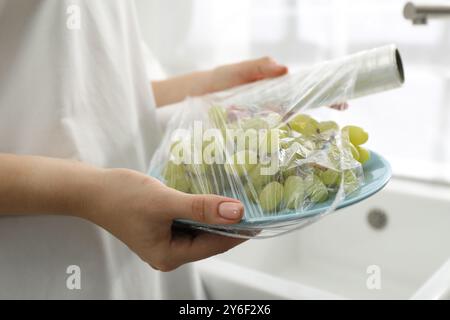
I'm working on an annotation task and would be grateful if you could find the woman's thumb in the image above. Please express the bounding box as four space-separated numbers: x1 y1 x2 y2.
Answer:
165 190 244 224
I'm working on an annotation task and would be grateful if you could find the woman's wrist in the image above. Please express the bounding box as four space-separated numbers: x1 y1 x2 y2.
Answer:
66 165 109 222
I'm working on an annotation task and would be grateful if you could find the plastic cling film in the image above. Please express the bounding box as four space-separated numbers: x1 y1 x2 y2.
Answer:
341 44 404 99
284 44 404 120
149 45 403 238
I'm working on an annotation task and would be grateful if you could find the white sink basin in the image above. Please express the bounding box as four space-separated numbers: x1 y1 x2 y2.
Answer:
196 179 450 299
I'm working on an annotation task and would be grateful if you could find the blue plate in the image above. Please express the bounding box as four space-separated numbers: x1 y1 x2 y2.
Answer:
240 150 391 226
157 151 391 228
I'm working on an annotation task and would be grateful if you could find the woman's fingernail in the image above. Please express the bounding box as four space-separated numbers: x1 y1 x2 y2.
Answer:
218 202 243 220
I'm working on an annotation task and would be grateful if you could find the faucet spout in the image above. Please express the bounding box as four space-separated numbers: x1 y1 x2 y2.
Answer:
403 2 450 25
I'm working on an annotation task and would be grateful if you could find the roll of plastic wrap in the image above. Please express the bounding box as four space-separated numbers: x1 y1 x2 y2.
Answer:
287 44 405 115
344 44 404 99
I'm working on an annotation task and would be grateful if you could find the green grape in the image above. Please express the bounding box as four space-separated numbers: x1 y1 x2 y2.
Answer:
283 176 305 209
209 106 229 141
278 124 290 132
221 122 238 141
259 129 282 154
208 163 232 193
208 106 227 127
244 183 260 203
278 128 292 150
318 121 339 133
319 169 340 186
259 181 284 212
264 112 282 128
342 125 368 146
356 146 370 164
348 143 360 161
182 138 214 174
163 161 184 180
248 164 275 190
280 153 298 180
286 139 313 160
236 128 259 152
279 128 290 140
185 162 208 175
343 170 360 195
171 138 209 173
295 135 316 150
281 164 298 180
289 114 319 136
167 178 191 193
169 140 180 154
170 140 188 163
280 139 292 150
202 139 217 163
327 144 341 166
225 150 258 176
241 117 269 132
190 176 213 194
279 125 293 146
163 161 190 193
327 142 358 169
305 175 329 203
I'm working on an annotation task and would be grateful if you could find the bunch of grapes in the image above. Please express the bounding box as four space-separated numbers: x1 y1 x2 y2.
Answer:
162 105 369 215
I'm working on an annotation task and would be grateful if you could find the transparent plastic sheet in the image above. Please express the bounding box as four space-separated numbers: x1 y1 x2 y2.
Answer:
149 57 366 238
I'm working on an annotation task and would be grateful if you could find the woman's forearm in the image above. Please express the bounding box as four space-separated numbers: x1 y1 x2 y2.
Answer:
151 71 212 107
0 154 102 217
151 58 288 108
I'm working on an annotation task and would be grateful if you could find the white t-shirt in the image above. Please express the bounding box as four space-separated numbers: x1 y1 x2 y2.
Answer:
0 0 201 299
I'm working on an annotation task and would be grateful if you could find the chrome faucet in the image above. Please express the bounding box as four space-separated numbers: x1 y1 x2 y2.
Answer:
403 2 450 24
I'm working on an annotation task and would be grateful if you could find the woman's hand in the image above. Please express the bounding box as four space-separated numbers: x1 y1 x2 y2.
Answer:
80 168 245 271
152 57 288 107
205 57 288 94
0 154 245 272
